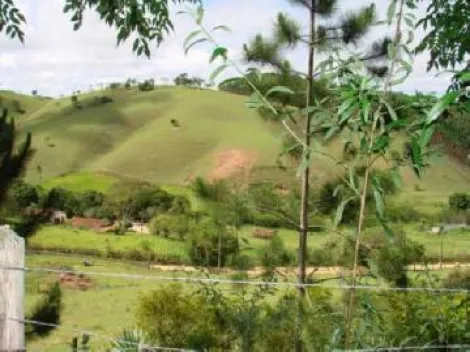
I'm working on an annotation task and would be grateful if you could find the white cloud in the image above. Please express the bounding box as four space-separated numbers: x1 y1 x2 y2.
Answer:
0 0 455 96
0 53 18 68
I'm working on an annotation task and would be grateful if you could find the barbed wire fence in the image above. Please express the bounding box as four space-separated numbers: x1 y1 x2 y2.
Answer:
3 227 470 351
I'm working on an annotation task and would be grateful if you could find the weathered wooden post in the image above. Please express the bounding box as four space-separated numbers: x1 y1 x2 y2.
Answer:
0 226 25 352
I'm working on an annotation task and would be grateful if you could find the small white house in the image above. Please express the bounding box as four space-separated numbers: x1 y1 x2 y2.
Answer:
130 222 150 234
51 210 67 224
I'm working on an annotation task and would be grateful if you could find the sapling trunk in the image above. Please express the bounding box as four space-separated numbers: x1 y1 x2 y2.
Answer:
298 0 316 299
296 1 316 351
343 0 406 349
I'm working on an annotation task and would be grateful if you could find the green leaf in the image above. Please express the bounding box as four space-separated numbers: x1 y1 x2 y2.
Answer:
410 137 424 177
378 216 394 239
132 38 140 52
426 91 460 125
371 177 384 218
245 91 264 109
212 25 231 32
184 38 208 55
386 118 408 131
334 197 355 228
380 97 398 121
404 16 414 28
183 29 202 50
372 134 390 153
265 85 295 97
325 125 340 141
387 0 398 24
348 168 357 192
419 125 435 148
458 71 470 81
390 167 403 188
387 42 396 61
196 5 204 24
209 64 228 82
209 46 228 63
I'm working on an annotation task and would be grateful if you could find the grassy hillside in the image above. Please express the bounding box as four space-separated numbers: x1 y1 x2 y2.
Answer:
6 86 468 201
19 87 282 184
0 90 47 119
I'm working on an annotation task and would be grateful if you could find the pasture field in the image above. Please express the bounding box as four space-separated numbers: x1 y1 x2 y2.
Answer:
29 224 470 265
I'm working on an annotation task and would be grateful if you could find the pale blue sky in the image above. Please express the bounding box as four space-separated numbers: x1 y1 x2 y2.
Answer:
0 0 450 97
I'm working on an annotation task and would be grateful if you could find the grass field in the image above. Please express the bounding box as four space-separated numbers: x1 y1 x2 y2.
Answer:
25 254 209 351
28 224 470 266
40 172 120 193
24 249 467 351
27 225 318 264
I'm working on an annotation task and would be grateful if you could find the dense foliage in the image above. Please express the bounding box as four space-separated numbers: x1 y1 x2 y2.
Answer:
26 282 62 338
0 109 32 206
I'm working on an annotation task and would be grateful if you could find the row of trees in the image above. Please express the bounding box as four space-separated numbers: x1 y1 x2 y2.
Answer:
10 180 188 223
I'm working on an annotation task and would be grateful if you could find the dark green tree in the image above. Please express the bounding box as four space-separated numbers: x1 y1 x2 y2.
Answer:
26 282 62 338
11 181 39 208
0 109 32 206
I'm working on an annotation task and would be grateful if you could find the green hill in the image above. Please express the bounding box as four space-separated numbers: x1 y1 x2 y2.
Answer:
18 87 283 184
0 90 48 119
4 86 468 205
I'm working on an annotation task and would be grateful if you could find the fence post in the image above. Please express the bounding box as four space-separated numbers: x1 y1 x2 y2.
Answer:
0 226 25 352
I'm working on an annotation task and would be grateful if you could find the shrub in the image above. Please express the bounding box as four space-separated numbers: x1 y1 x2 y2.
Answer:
150 214 190 239
108 82 121 89
443 268 470 290
438 208 470 224
449 192 470 210
11 181 39 208
248 212 286 228
386 203 425 223
42 187 80 217
138 79 155 91
12 99 26 114
310 240 341 267
26 282 62 338
228 254 254 270
365 228 425 287
135 284 225 350
188 218 239 267
169 195 191 215
259 235 294 268
99 95 113 104
191 176 229 202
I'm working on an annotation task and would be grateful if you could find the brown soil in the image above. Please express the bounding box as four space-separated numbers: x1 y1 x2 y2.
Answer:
252 227 278 240
210 149 256 180
59 272 93 291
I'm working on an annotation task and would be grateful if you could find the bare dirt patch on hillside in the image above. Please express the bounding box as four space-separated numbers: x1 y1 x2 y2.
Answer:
210 149 256 180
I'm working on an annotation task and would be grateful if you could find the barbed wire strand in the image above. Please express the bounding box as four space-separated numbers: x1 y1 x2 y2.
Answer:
2 265 470 294
9 317 194 352
17 317 470 352
354 344 470 351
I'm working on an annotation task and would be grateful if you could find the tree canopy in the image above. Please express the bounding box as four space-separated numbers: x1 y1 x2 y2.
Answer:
417 0 470 70
0 0 199 57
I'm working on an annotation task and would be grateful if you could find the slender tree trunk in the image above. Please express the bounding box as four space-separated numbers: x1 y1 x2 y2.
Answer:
296 2 316 352
344 1 406 349
298 0 316 298
217 227 222 270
